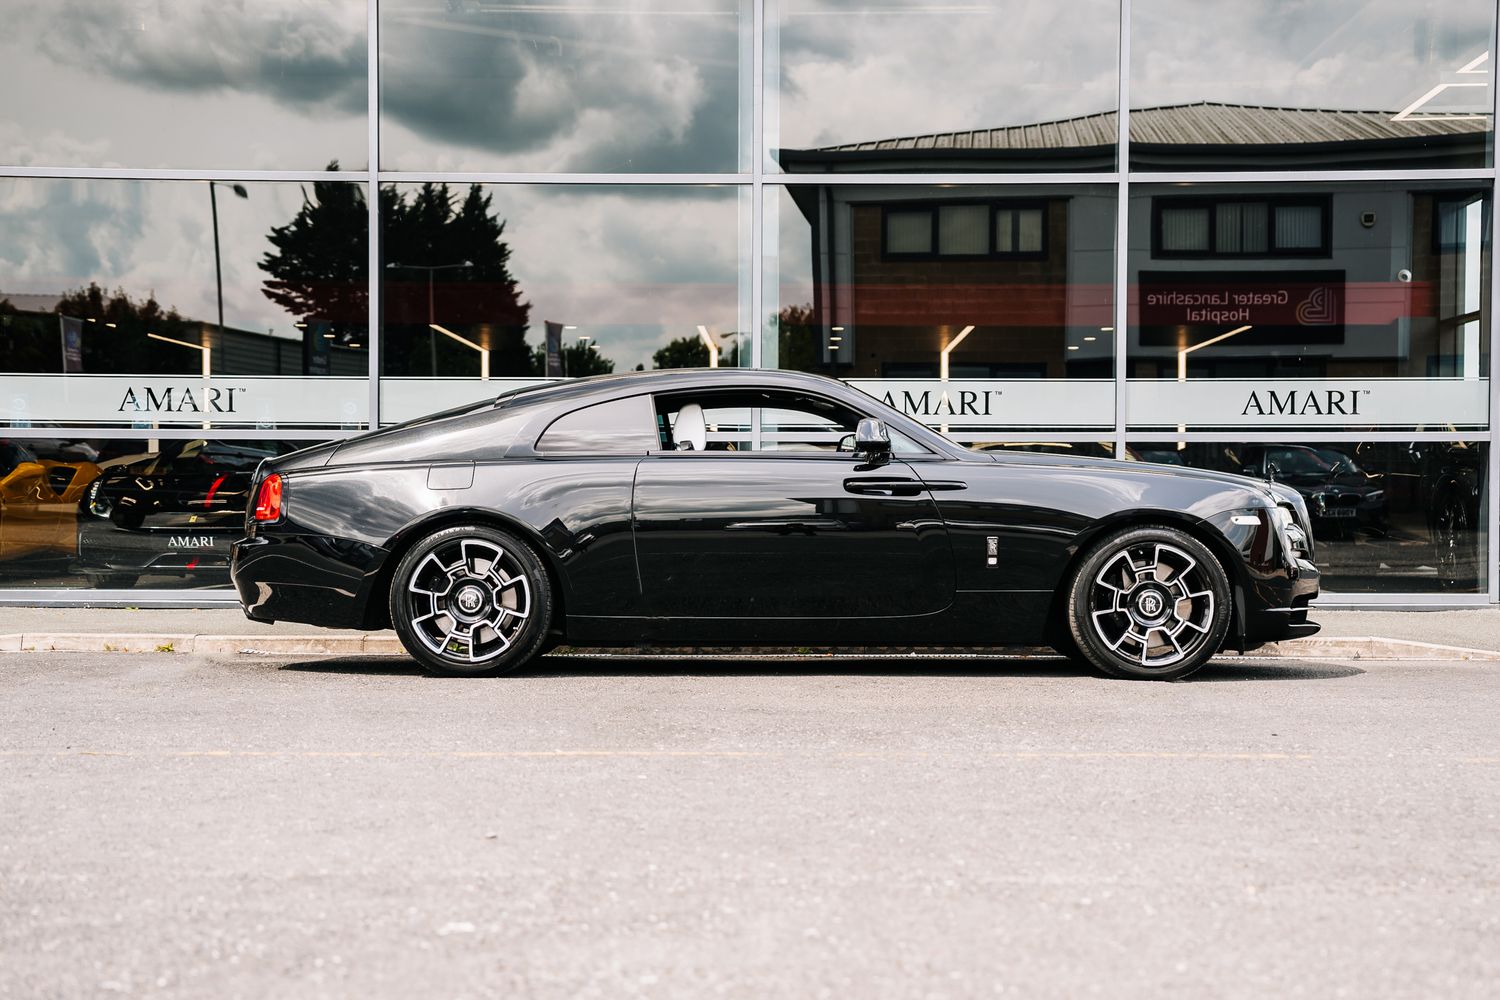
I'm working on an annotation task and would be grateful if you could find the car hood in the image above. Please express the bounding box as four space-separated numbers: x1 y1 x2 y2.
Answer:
981 450 1286 503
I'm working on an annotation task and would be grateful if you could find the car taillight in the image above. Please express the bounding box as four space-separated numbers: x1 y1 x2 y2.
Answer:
253 473 283 522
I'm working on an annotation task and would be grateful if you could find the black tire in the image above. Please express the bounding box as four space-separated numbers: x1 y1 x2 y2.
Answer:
388 524 553 677
1065 525 1231 681
1433 491 1479 591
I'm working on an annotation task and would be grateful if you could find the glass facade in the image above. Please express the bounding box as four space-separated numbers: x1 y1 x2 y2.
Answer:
1 0 1496 602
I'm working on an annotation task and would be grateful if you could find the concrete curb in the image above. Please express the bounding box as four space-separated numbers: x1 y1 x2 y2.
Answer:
3 632 1499 661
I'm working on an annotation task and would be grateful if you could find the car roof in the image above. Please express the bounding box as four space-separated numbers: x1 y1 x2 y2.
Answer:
492 368 970 459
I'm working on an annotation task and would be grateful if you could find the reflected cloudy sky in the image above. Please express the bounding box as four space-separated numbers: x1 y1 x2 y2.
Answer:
1132 0 1493 116
1 0 1494 172
771 0 1117 155
379 0 748 173
1 0 368 169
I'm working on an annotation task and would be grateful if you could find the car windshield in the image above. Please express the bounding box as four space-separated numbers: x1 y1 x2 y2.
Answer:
1314 448 1362 475
1268 448 1334 476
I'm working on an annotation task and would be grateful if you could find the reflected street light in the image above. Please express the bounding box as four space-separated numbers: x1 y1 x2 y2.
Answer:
148 332 212 429
429 323 489 380
1176 324 1253 447
697 325 720 368
209 181 248 341
386 260 474 374
937 324 976 434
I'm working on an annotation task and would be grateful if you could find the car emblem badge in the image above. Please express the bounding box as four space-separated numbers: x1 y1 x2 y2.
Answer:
1137 592 1162 618
456 586 484 613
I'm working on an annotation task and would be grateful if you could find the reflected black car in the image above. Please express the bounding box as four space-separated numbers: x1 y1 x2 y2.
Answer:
78 440 295 589
233 370 1321 681
1232 445 1387 540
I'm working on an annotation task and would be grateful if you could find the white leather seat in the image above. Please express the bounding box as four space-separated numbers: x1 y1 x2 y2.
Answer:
673 403 707 451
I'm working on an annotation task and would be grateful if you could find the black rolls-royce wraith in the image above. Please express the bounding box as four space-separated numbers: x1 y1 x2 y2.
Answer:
231 369 1320 681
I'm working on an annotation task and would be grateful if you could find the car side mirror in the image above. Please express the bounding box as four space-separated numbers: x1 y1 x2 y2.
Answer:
854 418 891 464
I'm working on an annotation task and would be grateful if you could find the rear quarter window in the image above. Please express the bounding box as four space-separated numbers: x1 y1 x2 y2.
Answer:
536 396 658 455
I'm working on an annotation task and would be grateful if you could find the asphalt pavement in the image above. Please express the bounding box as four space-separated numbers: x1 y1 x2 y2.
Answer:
3 650 1498 999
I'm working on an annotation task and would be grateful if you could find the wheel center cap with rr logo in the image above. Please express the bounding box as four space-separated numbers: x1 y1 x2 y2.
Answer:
455 585 485 614
1135 591 1164 619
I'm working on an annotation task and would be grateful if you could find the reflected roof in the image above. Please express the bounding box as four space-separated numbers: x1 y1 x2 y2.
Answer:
816 101 1490 153
783 101 1492 170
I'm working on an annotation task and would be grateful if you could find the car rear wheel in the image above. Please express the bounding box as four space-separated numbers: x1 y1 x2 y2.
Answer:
1065 525 1231 681
389 525 553 677
1434 492 1478 591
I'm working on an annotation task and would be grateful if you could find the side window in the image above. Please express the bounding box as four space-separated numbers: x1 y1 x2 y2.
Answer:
536 396 658 455
652 390 929 456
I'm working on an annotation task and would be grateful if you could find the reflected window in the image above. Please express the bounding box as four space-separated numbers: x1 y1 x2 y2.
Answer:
883 202 1048 260
1152 196 1330 259
885 210 934 255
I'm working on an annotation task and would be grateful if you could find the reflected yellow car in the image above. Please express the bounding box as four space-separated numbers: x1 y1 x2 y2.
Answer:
0 440 101 563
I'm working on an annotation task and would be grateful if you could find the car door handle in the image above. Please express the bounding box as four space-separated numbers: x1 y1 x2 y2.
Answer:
920 480 968 492
844 477 924 497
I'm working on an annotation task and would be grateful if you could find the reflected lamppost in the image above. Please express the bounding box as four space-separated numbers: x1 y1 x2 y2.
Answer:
148 332 212 430
209 182 248 340
385 260 473 375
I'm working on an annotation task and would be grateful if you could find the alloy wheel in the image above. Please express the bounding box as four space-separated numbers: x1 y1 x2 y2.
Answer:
1087 541 1216 669
402 537 532 664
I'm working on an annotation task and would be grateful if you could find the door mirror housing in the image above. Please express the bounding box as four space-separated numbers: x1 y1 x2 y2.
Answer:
854 418 892 460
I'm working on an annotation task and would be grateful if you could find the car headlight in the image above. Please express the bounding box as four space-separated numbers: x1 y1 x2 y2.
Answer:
86 479 112 518
1271 505 1311 559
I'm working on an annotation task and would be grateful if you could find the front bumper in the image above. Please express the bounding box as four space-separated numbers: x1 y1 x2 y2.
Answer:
231 531 390 629
1240 556 1321 645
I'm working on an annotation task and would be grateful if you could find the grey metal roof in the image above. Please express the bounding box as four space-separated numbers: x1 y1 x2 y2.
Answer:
817 101 1492 153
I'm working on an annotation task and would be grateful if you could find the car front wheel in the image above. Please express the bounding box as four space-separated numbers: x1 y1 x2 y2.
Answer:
1065 525 1231 681
389 525 553 676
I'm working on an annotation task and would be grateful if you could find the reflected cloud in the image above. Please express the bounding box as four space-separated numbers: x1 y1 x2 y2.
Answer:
379 0 745 172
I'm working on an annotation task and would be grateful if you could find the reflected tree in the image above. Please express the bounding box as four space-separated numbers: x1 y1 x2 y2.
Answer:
257 167 534 377
652 334 741 369
259 167 369 347
45 285 196 375
774 303 818 372
381 182 532 377
530 340 614 377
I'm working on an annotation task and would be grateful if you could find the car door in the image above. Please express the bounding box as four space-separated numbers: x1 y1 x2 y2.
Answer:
631 392 953 619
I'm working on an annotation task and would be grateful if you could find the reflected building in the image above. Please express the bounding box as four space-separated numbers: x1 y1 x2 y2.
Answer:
0 0 1497 599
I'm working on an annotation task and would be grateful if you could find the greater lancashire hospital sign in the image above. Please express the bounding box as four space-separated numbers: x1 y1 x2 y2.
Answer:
1138 270 1345 345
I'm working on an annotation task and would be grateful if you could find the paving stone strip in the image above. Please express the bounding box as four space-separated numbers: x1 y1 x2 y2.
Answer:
3 632 1498 661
